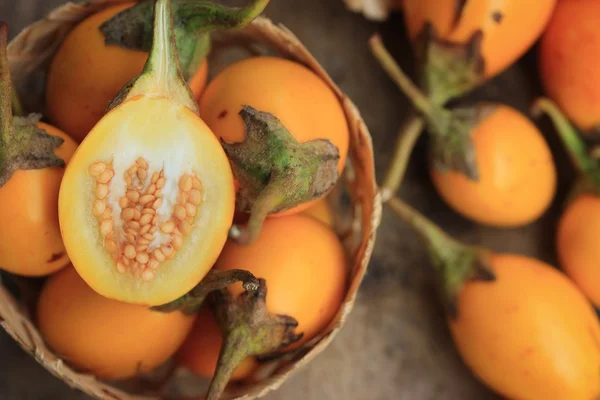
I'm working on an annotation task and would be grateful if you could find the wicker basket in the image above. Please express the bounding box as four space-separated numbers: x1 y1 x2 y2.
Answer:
2 1 381 399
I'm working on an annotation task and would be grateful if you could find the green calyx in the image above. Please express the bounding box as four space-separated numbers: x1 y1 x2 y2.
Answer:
532 98 600 197
100 0 270 82
388 197 495 318
369 34 488 180
151 269 259 315
0 23 64 188
107 0 199 114
225 106 340 245
206 279 302 400
414 23 485 107
428 104 495 180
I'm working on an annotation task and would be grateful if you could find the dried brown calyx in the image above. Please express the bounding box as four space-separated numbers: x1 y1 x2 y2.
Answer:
0 22 64 188
100 0 270 82
88 157 205 282
225 106 340 245
388 197 495 317
206 278 302 400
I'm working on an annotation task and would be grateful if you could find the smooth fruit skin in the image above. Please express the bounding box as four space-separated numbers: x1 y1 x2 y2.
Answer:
557 194 600 307
540 0 600 131
430 105 556 227
46 3 208 142
37 267 196 380
199 56 349 214
216 215 347 347
403 0 556 78
301 197 334 226
0 123 77 276
177 307 258 381
450 254 600 400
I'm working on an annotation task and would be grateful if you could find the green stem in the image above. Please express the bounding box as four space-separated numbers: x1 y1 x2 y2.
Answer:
0 23 12 143
206 329 250 400
177 0 269 77
150 0 181 97
181 34 210 82
207 280 301 399
532 97 600 184
108 0 198 113
227 0 270 28
151 269 259 315
231 183 286 245
183 0 270 33
369 35 437 120
387 196 459 258
102 0 270 82
370 33 483 180
387 196 494 317
381 114 424 202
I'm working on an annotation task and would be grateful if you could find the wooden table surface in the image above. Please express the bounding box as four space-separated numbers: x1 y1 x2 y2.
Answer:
0 1 568 399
